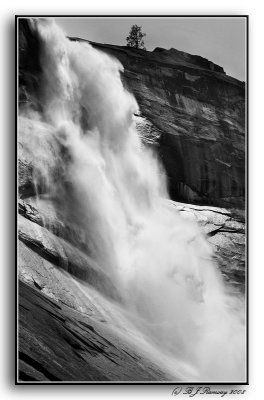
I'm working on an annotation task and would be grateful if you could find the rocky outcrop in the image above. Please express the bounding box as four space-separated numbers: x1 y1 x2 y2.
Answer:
171 202 245 293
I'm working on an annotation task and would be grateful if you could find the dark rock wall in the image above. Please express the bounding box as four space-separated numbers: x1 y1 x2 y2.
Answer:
89 41 246 208
18 19 42 111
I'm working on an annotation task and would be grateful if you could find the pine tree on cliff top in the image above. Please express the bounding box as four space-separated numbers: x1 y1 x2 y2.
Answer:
126 25 146 50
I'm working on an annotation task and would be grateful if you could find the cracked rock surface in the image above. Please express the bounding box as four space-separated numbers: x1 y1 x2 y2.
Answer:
171 201 245 292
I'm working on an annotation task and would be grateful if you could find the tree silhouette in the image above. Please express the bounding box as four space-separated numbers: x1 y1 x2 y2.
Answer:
126 25 146 50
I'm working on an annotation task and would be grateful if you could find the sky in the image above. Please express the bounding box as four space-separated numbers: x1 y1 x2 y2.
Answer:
55 17 246 81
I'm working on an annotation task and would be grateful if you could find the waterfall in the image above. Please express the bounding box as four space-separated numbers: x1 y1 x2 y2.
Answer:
19 18 245 382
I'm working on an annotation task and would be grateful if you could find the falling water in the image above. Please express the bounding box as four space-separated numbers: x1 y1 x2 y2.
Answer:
19 19 245 381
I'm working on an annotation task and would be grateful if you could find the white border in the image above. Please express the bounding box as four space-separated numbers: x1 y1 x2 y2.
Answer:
1 0 263 399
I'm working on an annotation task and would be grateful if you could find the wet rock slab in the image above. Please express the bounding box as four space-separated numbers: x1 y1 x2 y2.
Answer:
19 281 172 382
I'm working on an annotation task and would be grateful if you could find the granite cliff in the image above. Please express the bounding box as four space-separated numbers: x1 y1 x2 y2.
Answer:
82 39 246 208
17 19 246 382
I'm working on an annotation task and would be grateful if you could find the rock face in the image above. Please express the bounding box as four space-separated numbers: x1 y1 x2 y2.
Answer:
17 19 246 382
170 202 245 293
86 41 246 208
19 281 172 382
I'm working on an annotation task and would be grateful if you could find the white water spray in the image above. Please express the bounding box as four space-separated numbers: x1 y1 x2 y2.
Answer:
20 19 245 381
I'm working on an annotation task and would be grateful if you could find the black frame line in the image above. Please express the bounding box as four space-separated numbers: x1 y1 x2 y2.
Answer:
15 14 249 386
